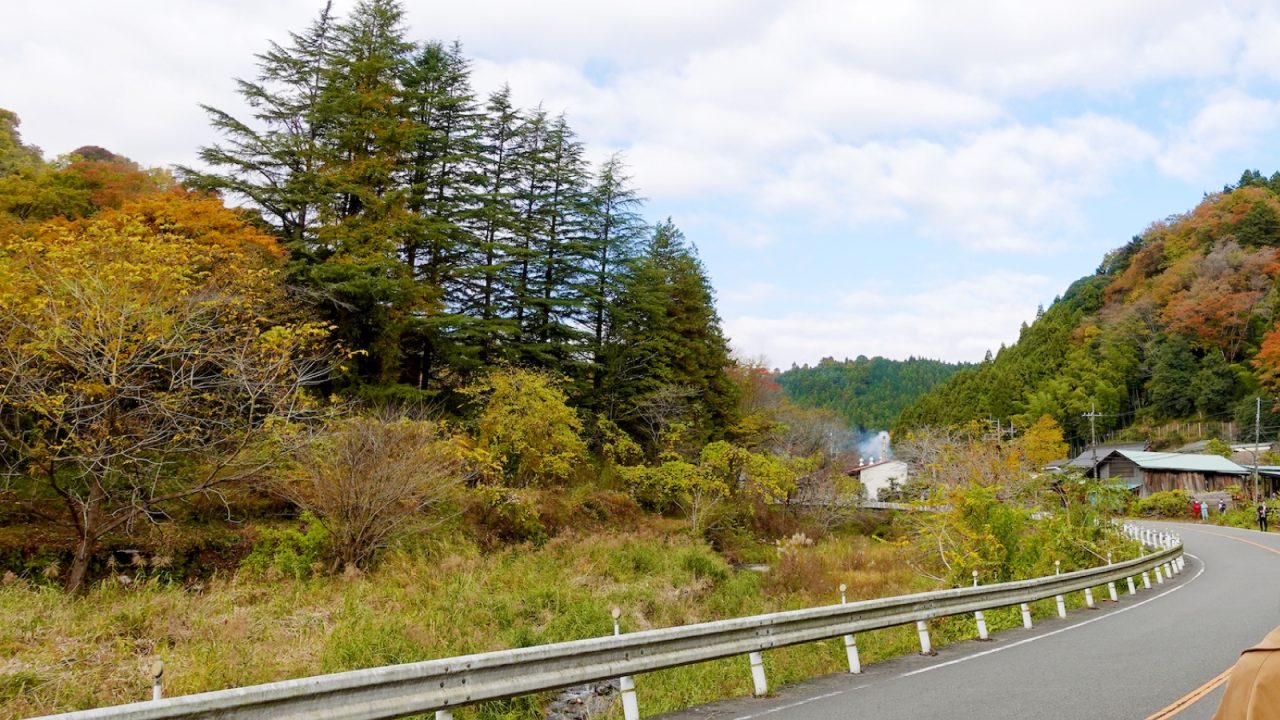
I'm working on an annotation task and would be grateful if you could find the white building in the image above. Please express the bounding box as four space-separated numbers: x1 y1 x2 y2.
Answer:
848 459 909 501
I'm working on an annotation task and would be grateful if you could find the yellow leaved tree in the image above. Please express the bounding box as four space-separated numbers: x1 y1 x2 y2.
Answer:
0 190 334 591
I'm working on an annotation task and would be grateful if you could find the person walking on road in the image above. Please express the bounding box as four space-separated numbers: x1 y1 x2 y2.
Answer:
1202 501 1210 521
1219 499 1227 514
1258 503 1269 533
1193 499 1202 520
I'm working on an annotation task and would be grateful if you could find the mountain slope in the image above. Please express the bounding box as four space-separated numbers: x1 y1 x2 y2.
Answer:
896 171 1280 447
776 355 970 431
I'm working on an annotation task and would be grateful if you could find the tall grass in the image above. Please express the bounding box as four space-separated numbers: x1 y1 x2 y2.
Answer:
0 518 1129 719
0 524 927 719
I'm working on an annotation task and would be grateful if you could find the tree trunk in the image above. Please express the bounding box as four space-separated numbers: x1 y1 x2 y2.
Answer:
64 478 105 593
65 532 97 593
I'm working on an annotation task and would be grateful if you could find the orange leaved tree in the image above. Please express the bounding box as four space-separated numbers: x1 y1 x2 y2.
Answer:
0 190 334 591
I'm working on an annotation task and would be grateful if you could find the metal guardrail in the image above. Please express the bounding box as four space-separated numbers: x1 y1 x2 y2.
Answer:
35 525 1183 720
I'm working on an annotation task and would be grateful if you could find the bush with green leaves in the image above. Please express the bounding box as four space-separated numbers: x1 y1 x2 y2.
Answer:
463 369 589 486
1132 490 1191 518
909 481 1138 586
465 486 549 548
240 513 331 580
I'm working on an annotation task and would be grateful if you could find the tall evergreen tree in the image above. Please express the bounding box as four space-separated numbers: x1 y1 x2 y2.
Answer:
579 154 645 380
509 112 589 371
399 39 482 387
310 0 420 385
508 107 551 353
182 1 337 255
604 220 737 447
458 85 523 365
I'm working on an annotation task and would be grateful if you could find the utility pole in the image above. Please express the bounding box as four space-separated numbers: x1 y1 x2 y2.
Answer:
1084 402 1103 476
1255 396 1262 503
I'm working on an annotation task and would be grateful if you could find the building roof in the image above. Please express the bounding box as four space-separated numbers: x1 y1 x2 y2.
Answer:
846 459 907 475
1067 443 1148 469
1110 450 1249 475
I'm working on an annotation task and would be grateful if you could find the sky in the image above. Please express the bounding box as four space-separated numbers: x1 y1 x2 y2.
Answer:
7 1 1280 369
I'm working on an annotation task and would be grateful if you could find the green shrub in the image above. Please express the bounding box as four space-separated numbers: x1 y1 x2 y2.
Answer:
1215 507 1256 529
1132 490 1191 518
466 486 548 549
463 368 588 486
0 670 44 703
239 513 331 579
679 547 730 583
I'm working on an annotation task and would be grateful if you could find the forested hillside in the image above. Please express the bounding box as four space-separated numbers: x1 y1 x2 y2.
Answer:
776 356 969 431
897 170 1280 448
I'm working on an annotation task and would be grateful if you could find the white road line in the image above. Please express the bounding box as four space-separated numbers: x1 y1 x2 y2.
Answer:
727 553 1204 720
729 688 864 720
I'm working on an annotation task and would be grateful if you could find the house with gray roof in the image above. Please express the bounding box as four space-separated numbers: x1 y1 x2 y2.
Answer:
1085 449 1248 497
1065 443 1148 472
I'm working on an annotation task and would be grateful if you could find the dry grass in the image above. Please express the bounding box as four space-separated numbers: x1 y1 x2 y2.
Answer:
0 524 932 720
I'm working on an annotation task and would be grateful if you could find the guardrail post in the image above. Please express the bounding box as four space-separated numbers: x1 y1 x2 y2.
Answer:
972 571 990 640
748 652 768 696
620 676 639 719
1020 602 1033 629
839 584 861 673
1154 564 1164 584
1054 560 1066 618
612 608 641 720
1106 553 1119 601
149 660 163 701
435 712 452 720
917 620 934 655
1084 586 1095 609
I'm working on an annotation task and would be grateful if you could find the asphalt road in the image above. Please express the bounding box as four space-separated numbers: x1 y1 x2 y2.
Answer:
658 521 1280 720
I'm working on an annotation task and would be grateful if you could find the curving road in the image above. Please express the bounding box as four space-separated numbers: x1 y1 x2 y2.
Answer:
659 521 1280 720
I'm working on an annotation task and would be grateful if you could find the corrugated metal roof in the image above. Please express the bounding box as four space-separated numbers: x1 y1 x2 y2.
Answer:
1067 443 1147 468
1115 450 1248 474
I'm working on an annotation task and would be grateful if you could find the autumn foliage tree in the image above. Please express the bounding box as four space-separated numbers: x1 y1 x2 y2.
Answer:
0 191 333 591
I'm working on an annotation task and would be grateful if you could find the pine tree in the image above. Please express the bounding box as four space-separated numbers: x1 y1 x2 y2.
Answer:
510 112 589 371
603 220 737 447
309 0 420 385
509 107 551 352
459 85 523 365
182 1 337 255
399 39 483 387
579 154 645 375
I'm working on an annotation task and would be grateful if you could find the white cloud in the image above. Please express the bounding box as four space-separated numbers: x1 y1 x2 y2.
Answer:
1157 91 1280 181
726 272 1054 366
762 115 1159 251
719 282 781 305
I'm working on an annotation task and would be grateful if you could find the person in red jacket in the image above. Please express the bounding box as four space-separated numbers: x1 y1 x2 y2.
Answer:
1193 499 1201 520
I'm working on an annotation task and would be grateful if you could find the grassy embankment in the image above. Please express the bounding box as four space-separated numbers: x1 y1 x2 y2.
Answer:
0 509 1129 720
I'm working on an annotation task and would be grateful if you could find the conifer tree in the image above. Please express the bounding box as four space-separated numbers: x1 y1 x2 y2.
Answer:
459 85 524 364
580 154 645 373
604 220 737 447
310 0 420 385
399 39 482 387
182 2 337 254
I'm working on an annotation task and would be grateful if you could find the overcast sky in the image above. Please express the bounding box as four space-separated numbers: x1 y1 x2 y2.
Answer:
6 1 1280 368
